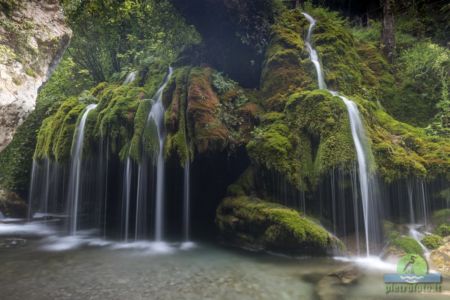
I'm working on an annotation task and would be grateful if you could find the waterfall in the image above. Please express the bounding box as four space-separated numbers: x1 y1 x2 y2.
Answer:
122 157 132 241
302 12 379 256
183 160 191 241
146 67 173 241
134 159 149 240
123 71 137 85
27 161 38 220
67 104 97 235
420 181 429 227
302 13 327 90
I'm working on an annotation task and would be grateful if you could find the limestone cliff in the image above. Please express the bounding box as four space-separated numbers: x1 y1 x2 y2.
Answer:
0 0 71 151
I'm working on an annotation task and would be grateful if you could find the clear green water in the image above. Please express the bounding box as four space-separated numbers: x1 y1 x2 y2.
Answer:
0 225 448 300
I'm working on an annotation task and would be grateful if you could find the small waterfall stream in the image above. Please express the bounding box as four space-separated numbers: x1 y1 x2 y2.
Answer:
147 67 173 241
302 12 379 256
123 71 137 85
183 160 191 241
122 157 132 241
67 104 97 235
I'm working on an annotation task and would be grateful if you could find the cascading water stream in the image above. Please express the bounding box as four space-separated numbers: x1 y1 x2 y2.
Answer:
302 12 378 256
147 67 173 241
27 161 38 220
302 13 327 90
183 160 191 241
123 156 132 241
67 104 97 235
123 71 137 85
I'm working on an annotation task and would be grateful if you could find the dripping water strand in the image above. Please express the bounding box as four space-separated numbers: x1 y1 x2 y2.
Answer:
146 67 173 241
67 104 97 235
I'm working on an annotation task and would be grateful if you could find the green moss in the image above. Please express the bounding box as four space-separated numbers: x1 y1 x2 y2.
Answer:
163 67 192 164
34 97 87 162
0 101 58 193
93 84 146 160
260 9 315 111
391 236 424 256
216 196 344 254
435 224 450 237
129 99 153 161
248 90 355 189
421 234 443 250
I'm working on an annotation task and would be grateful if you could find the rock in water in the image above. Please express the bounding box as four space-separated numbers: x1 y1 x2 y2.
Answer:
216 196 344 255
0 238 27 249
316 265 362 300
0 0 71 151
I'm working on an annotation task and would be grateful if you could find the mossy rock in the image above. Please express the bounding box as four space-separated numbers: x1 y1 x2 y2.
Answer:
421 234 443 250
162 67 257 165
216 196 344 255
435 224 450 237
247 89 355 190
390 236 424 256
34 97 88 162
93 84 146 160
260 9 315 111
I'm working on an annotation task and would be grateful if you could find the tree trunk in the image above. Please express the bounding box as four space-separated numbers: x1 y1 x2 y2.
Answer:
381 0 396 63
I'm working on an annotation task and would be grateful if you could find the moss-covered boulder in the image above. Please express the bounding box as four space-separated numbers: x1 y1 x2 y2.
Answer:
216 196 344 255
435 224 450 238
248 90 355 190
34 97 88 162
421 234 443 250
385 236 424 258
260 9 314 111
163 67 258 164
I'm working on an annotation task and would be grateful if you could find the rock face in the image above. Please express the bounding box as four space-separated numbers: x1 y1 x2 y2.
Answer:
0 0 71 152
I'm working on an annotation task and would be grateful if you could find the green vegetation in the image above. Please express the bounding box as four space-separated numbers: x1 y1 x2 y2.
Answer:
435 224 450 237
248 90 355 190
421 234 443 250
61 0 200 83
